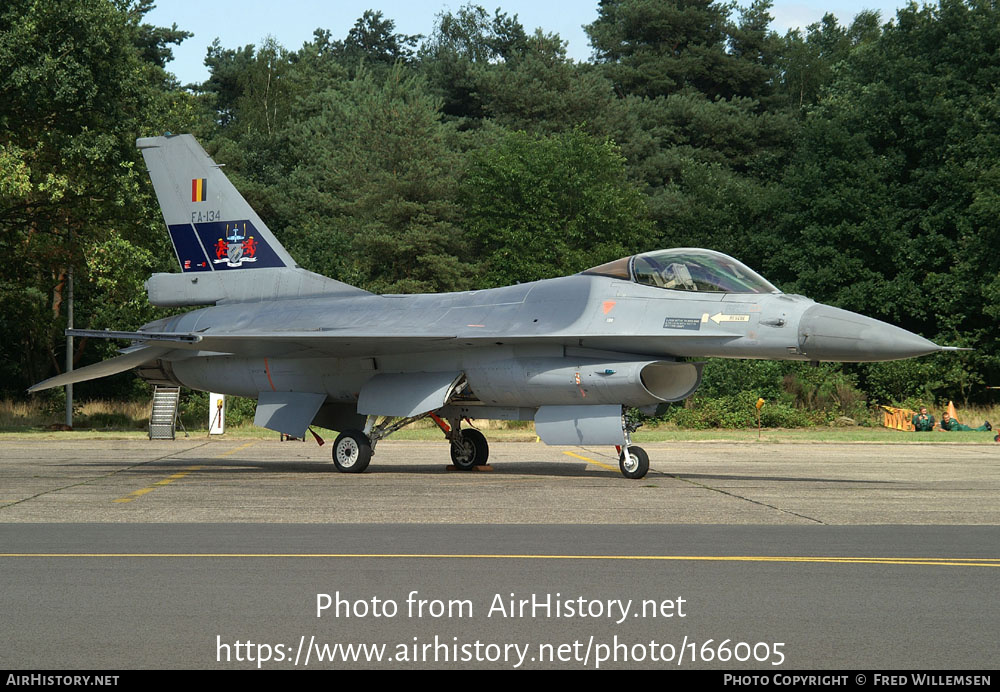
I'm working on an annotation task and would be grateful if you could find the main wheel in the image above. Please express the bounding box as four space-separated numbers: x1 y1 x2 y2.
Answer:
450 428 489 469
332 430 373 473
619 446 649 479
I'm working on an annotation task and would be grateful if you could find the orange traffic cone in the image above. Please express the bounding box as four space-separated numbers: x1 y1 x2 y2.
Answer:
947 400 958 422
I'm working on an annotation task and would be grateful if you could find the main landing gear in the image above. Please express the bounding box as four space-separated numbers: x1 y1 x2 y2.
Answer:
429 413 489 470
330 410 430 473
332 430 373 473
448 427 489 470
329 409 491 473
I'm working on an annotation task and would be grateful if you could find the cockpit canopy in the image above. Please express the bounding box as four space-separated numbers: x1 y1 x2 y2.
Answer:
582 248 779 294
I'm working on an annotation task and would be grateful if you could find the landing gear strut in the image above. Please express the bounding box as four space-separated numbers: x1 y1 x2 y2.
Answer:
329 376 488 473
431 412 490 470
619 446 649 479
330 411 434 473
618 409 649 479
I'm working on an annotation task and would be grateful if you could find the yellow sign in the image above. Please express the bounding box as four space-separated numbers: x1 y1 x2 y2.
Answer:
210 393 226 435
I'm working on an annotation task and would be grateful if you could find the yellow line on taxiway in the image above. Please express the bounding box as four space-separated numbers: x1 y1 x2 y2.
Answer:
1 553 996 568
112 441 256 503
563 451 618 472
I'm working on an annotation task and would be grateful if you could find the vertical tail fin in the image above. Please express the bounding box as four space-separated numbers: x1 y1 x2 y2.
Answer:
137 134 297 273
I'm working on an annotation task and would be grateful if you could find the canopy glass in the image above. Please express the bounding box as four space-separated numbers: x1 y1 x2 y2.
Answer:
582 249 779 294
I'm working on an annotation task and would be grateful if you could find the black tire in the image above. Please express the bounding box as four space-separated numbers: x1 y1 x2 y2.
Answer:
450 428 489 469
332 430 373 473
619 446 649 480
465 428 490 466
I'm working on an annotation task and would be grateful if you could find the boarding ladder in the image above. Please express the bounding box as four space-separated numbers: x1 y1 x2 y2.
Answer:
149 386 181 440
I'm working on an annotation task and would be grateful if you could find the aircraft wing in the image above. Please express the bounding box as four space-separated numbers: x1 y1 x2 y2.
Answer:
66 328 740 359
67 328 462 358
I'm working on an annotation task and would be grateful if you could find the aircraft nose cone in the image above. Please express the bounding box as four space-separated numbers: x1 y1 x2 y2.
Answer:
798 304 941 362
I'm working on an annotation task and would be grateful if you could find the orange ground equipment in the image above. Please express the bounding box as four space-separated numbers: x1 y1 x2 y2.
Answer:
881 406 915 431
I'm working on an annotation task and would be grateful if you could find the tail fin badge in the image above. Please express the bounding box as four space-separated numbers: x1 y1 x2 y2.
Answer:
192 219 282 270
213 223 259 267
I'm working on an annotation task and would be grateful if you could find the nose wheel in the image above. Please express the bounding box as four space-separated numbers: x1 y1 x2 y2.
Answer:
617 409 649 479
619 446 649 479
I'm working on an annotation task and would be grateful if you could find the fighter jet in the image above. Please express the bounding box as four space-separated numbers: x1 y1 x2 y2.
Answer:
30 134 955 479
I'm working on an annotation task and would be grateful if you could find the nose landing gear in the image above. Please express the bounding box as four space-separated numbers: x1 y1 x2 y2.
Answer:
618 445 649 479
617 410 648 479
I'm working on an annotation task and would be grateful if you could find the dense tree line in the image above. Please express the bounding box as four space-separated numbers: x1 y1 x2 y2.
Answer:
2 0 998 408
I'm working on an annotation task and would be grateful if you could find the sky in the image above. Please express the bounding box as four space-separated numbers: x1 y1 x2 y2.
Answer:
146 1 912 87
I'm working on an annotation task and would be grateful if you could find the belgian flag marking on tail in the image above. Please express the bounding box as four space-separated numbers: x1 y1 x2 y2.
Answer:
191 178 207 202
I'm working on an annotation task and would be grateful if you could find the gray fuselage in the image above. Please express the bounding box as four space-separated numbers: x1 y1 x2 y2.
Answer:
141 272 937 411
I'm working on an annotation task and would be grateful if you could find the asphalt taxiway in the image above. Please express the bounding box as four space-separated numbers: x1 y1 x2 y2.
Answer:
1 438 998 523
2 439 998 670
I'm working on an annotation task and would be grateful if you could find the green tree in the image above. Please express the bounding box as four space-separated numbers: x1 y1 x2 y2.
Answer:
203 40 257 128
129 0 191 72
0 0 193 395
203 37 297 136
774 11 882 111
419 4 530 123
461 128 654 286
771 0 1000 400
334 9 422 72
727 0 783 103
586 0 780 101
584 0 796 275
477 30 614 135
270 65 469 293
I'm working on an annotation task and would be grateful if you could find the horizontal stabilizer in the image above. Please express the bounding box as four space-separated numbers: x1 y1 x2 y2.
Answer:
146 268 371 307
28 346 171 393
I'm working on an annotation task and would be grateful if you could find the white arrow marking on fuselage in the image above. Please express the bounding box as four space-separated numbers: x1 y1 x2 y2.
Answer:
710 313 750 324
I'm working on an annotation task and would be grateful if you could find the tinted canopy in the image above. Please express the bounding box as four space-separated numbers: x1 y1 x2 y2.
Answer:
583 249 779 294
